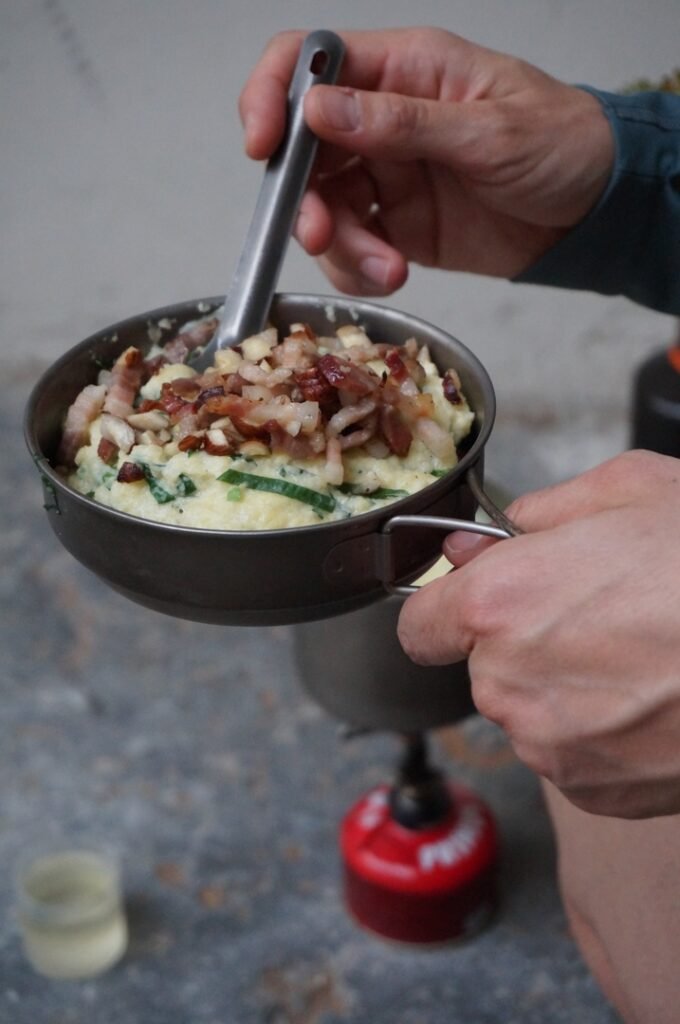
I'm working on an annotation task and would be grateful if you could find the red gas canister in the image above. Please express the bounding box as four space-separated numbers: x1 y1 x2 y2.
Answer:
341 778 499 944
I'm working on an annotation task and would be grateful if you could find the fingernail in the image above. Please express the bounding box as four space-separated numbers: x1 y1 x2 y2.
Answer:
359 256 389 287
317 88 360 131
295 209 309 246
446 532 484 553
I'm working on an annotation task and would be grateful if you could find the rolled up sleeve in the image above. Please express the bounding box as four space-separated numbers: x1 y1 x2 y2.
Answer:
515 88 680 315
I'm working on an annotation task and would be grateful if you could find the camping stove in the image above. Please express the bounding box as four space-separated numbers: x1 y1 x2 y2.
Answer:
340 733 499 944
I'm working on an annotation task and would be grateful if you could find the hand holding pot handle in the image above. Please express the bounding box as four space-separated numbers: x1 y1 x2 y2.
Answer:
397 449 680 820
382 468 521 597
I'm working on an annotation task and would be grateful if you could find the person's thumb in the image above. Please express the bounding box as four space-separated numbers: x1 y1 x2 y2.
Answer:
304 84 482 167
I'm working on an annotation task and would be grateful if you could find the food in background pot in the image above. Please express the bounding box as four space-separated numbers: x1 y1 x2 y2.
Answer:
58 314 474 529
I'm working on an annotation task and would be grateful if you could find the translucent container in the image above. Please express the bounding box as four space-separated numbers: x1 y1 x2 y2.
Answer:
16 848 128 979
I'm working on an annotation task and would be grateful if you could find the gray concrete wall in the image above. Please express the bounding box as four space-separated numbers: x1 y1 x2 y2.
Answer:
4 0 679 492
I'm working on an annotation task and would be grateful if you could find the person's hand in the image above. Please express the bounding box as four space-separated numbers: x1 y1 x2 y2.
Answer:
239 27 614 295
397 450 680 819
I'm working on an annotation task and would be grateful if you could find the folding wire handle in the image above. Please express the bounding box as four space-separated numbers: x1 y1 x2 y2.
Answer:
381 467 522 596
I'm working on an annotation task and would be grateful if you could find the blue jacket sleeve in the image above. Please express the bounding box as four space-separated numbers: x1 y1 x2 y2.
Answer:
515 88 680 315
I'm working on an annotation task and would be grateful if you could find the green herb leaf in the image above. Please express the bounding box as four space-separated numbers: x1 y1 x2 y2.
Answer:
176 473 197 497
337 483 409 500
138 462 175 504
227 487 242 502
218 468 335 513
430 469 448 478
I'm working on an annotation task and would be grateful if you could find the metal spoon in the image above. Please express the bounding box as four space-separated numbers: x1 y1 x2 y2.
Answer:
192 30 345 371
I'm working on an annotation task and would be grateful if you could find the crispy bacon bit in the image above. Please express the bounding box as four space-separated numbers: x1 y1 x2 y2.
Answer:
385 348 409 383
97 437 118 464
178 433 204 452
103 347 144 419
380 406 413 457
327 397 377 437
318 354 377 396
63 314 470 497
57 383 107 466
196 385 227 407
293 365 338 414
413 417 455 461
143 354 168 378
100 413 135 454
204 428 235 456
169 376 202 400
117 461 145 483
267 423 325 459
162 317 219 363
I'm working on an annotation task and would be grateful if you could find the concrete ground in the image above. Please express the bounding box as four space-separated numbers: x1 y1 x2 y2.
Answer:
3 2 679 1021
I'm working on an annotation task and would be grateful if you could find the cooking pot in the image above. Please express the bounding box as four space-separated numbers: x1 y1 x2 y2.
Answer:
24 292 512 626
294 594 476 732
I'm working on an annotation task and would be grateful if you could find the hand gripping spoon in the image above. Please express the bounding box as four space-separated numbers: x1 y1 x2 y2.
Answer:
191 30 345 372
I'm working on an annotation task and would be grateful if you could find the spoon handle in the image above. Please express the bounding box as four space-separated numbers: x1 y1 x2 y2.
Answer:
212 30 345 355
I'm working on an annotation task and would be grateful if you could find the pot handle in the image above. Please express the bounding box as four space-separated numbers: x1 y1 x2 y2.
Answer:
381 466 523 597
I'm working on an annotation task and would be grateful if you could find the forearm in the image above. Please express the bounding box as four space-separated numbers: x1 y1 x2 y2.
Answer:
516 89 680 315
543 781 680 1024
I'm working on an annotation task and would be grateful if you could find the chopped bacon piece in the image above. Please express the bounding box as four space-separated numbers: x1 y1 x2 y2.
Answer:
136 397 162 413
338 412 379 451
293 365 338 416
169 376 202 400
379 406 413 457
57 383 107 466
117 461 145 483
268 424 319 460
204 429 235 456
158 383 199 425
385 348 409 383
162 317 218 364
327 397 377 437
318 354 377 396
103 347 144 419
196 385 226 407
63 314 469 508
97 437 118 463
143 354 168 378
413 417 455 461
100 413 135 453
178 433 204 452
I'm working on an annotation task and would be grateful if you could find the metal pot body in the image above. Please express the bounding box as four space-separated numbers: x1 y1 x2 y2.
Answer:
294 594 475 732
25 293 495 626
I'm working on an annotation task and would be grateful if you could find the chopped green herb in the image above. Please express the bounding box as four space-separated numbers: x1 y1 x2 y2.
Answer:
227 487 242 502
430 469 448 478
176 473 197 497
338 484 409 500
367 487 409 500
218 468 336 513
138 463 175 504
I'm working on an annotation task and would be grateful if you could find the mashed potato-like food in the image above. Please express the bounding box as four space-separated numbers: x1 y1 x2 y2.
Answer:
58 316 474 529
